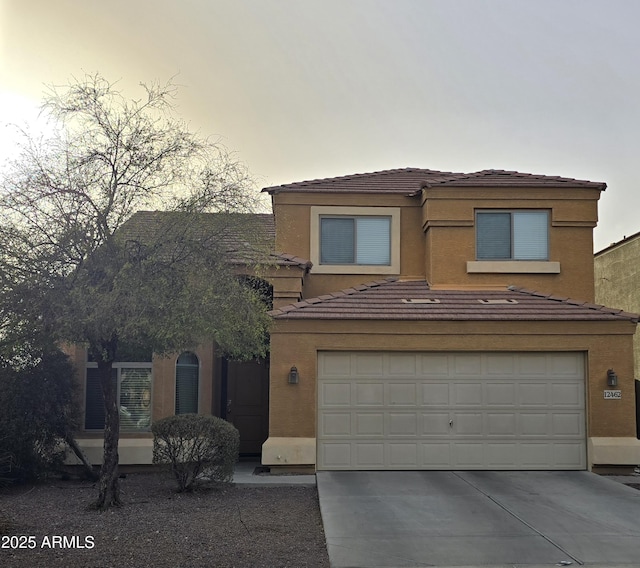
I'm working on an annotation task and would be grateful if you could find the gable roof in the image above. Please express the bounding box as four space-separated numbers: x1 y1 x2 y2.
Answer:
262 168 606 195
269 279 638 322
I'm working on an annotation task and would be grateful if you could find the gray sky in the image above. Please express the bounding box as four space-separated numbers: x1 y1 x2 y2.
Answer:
1 0 639 251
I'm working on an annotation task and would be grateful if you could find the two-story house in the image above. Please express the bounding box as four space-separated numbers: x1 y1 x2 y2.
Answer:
69 167 639 472
262 168 639 472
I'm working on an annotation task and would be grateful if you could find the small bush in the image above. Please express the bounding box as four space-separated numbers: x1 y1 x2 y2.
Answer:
152 414 239 491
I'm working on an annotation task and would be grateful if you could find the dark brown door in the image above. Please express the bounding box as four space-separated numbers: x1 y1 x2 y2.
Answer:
225 359 269 455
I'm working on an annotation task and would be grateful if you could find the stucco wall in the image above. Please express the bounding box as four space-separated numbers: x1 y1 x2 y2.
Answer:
595 235 640 378
268 319 636 446
271 185 601 302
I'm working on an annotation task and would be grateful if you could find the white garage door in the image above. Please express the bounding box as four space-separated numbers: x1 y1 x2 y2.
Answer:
317 352 586 470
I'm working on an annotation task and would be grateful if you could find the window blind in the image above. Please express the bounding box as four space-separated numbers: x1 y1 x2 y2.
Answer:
176 352 199 414
513 211 548 260
356 217 391 265
320 217 355 264
477 212 511 259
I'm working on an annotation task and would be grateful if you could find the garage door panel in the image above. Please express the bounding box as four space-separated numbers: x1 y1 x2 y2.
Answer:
453 443 485 467
390 443 418 466
486 354 516 375
518 383 549 406
518 354 548 375
388 353 418 375
388 413 417 436
551 383 584 406
454 383 483 405
420 354 449 375
520 443 551 467
321 382 351 406
454 354 483 375
321 443 352 468
355 382 384 405
422 412 450 435
453 413 484 435
318 352 586 470
321 353 352 376
422 383 450 405
552 413 584 436
422 443 451 466
356 443 384 466
550 353 582 375
355 413 384 435
520 413 550 436
486 413 517 436
388 383 417 405
554 443 584 467
320 412 351 436
355 353 384 376
486 443 518 467
486 383 516 405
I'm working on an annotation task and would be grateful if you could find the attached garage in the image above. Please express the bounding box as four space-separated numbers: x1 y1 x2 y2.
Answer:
318 351 586 470
266 280 639 471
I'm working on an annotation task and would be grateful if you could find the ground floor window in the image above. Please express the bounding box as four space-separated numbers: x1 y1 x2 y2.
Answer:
175 352 199 414
85 364 153 432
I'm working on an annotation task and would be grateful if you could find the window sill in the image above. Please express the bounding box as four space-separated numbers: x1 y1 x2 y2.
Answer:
311 264 398 275
466 260 560 274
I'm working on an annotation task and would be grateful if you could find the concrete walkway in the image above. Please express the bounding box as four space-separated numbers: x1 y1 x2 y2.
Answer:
317 470 640 568
232 461 316 486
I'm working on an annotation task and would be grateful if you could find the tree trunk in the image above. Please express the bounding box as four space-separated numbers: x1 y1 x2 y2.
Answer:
95 359 121 509
64 432 99 481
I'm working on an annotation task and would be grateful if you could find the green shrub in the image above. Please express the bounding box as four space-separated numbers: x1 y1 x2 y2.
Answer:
0 347 78 482
152 414 239 491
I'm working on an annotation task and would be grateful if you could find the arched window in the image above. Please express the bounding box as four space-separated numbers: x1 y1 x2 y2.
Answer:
175 352 199 414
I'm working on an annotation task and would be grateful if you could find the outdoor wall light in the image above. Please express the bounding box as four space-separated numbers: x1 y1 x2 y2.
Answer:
288 366 299 384
607 369 618 387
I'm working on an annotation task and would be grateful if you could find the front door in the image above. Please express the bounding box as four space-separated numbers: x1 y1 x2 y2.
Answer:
224 358 269 455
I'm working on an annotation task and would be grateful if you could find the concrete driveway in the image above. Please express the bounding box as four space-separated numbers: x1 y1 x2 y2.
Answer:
316 470 640 568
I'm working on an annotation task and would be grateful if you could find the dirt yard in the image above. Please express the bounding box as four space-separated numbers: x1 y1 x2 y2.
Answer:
0 473 330 568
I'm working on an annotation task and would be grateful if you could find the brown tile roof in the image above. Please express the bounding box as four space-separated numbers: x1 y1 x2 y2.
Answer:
423 170 607 190
271 252 313 270
262 168 606 195
269 279 638 322
119 211 312 269
262 168 463 195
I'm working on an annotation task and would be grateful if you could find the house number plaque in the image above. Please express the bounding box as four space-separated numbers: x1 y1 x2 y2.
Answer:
604 390 622 399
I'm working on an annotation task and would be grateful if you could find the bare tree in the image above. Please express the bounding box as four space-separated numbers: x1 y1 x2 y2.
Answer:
0 75 271 509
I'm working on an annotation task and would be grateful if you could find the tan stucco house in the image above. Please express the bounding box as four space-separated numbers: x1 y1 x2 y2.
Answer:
595 232 640 380
71 168 640 471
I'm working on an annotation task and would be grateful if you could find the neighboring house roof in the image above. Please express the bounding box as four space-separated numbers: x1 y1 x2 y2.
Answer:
595 230 640 256
119 211 311 269
262 168 606 195
269 279 638 322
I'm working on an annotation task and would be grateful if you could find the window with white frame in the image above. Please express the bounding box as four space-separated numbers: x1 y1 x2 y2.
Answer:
175 352 199 414
310 206 400 274
85 364 152 432
320 216 391 265
476 210 549 260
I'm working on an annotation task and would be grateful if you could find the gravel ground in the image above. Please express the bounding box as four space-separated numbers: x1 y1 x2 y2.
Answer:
0 473 330 568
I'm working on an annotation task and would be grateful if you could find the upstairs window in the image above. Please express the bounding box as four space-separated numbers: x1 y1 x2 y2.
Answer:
320 216 391 265
476 211 549 260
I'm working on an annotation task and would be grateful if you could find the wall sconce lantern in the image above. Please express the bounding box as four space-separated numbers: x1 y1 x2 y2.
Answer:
607 369 618 387
288 366 299 384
